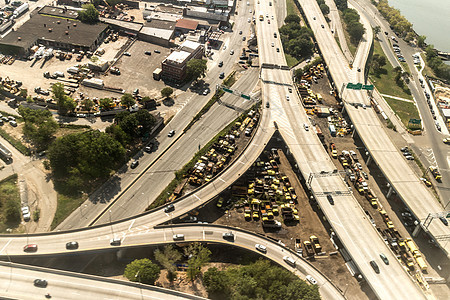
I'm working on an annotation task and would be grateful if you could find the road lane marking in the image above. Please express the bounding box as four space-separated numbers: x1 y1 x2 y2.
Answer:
194 194 200 200
128 219 135 232
0 239 12 254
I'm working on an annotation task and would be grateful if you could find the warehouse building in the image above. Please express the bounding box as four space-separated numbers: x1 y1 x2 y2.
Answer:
161 40 203 82
0 7 107 55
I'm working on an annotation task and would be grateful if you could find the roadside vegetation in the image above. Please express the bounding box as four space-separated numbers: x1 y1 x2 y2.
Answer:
203 259 320 300
369 41 412 100
424 45 450 81
332 0 363 55
0 174 21 232
149 104 256 210
286 0 300 17
375 0 415 42
279 15 314 67
384 97 420 128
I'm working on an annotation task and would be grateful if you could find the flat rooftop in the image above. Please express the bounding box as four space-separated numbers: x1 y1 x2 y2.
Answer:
0 14 107 49
165 50 190 64
39 5 80 19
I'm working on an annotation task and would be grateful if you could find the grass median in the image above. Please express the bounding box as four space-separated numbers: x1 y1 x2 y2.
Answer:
384 96 419 128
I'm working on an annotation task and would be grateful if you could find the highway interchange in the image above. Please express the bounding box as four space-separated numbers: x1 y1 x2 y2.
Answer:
0 0 448 299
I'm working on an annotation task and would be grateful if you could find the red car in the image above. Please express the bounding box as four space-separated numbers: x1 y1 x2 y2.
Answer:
242 65 248 69
23 244 38 252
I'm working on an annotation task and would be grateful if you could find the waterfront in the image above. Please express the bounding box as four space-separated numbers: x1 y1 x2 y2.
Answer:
388 0 450 52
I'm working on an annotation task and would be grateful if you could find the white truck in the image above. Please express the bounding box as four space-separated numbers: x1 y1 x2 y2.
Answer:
13 3 29 19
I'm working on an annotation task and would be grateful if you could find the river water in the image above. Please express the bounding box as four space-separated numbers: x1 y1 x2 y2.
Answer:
388 0 450 52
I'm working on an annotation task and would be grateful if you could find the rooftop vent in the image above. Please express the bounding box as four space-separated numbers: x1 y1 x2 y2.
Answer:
65 30 69 35
73 23 77 27
57 20 61 24
17 37 21 41
48 28 52 32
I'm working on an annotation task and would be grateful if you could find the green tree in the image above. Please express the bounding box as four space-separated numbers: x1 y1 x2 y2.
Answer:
186 59 207 82
120 93 135 109
284 14 300 24
81 98 95 113
184 243 211 281
347 21 365 43
319 3 330 15
124 259 160 285
105 124 130 147
154 245 182 281
161 87 174 99
19 89 27 98
99 98 115 110
334 0 348 11
52 83 76 115
78 4 99 24
135 110 156 133
373 25 381 36
417 35 426 48
118 113 139 138
18 106 58 150
203 267 230 296
48 131 126 190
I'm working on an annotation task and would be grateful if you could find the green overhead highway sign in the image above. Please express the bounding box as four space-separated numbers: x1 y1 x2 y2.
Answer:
223 88 232 93
346 83 362 90
241 94 251 100
362 85 374 90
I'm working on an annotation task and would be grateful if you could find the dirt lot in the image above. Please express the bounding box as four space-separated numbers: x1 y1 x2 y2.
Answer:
192 135 373 300
79 40 170 99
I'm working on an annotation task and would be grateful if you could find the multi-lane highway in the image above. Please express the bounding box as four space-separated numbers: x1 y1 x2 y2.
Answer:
0 261 205 299
297 0 449 257
57 1 260 230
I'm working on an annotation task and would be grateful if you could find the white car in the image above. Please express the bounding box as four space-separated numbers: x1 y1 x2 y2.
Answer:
271 42 274 47
306 275 317 285
21 206 30 221
255 244 267 253
286 95 290 101
304 123 309 131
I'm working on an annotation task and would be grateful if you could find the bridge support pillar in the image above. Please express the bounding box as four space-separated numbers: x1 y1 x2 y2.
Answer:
366 155 372 166
386 186 393 198
412 224 421 237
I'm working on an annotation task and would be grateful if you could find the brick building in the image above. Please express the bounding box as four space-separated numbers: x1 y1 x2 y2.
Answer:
161 40 203 82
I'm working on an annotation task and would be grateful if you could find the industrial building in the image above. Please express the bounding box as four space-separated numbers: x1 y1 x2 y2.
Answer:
0 6 107 55
161 40 203 82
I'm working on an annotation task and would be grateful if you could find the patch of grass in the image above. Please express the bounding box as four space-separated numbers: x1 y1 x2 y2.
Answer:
369 41 413 100
0 174 21 233
0 127 30 156
285 54 299 68
340 12 357 56
50 193 87 230
420 53 435 78
286 0 300 16
384 97 419 128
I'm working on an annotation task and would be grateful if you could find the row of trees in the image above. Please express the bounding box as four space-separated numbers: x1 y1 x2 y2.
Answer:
280 15 315 61
425 45 450 81
341 8 365 44
316 0 330 16
124 243 211 284
203 259 321 300
376 0 415 42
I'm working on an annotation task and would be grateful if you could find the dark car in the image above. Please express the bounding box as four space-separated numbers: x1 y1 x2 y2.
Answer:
145 51 152 55
219 72 225 79
164 204 175 213
379 253 389 265
223 232 235 241
370 260 380 274
130 161 139 169
23 244 38 252
34 279 48 288
218 61 223 67
154 50 161 54
66 241 79 250
439 216 448 226
327 194 334 205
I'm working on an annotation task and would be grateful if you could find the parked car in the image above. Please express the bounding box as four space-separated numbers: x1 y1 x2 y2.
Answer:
66 241 79 250
154 50 161 54
439 216 448 226
130 160 139 169
21 206 30 221
145 51 152 55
